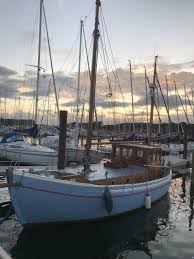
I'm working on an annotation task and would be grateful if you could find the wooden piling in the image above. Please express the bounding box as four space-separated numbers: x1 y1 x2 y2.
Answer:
57 110 67 170
6 167 13 184
183 123 188 159
191 150 194 187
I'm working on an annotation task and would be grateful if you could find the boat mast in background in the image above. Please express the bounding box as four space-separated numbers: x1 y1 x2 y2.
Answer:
43 1 60 122
35 0 43 123
34 0 60 124
129 60 135 133
148 55 158 144
144 66 149 137
75 20 84 147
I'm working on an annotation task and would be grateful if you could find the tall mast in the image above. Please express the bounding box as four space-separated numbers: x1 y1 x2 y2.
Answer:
165 76 170 135
174 80 180 133
183 83 187 116
34 0 43 124
43 2 60 122
85 0 101 171
129 60 135 132
75 20 83 146
144 66 149 137
148 55 158 144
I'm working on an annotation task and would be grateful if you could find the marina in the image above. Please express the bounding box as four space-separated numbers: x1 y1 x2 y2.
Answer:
0 0 194 258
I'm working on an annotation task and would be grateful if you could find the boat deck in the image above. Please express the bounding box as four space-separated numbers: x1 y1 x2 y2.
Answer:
63 162 145 181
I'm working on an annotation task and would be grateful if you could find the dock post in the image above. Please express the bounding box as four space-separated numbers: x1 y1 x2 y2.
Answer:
183 123 188 159
191 150 194 187
57 110 67 170
97 138 100 150
81 134 84 146
6 167 13 184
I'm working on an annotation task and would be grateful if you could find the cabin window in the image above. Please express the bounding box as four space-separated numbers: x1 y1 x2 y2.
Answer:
149 151 153 162
128 149 133 159
119 148 123 157
137 150 143 159
115 148 120 157
123 148 128 158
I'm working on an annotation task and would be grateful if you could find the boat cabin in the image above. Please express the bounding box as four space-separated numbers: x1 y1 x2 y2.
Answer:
104 143 162 168
57 143 164 186
90 142 164 185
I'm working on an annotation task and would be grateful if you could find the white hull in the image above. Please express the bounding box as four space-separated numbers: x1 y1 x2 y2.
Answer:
0 142 58 166
9 170 171 226
0 142 100 165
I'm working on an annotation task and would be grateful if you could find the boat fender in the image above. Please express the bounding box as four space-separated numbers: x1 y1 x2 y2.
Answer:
145 193 151 209
103 187 113 213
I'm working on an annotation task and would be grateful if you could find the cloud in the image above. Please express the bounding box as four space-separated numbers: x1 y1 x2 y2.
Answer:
1 60 194 123
0 66 17 77
0 66 22 98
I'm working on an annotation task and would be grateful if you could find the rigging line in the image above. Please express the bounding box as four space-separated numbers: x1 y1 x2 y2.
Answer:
58 4 94 73
82 2 95 25
145 71 162 124
174 81 190 124
58 34 80 72
99 14 112 92
100 10 125 99
40 79 51 124
43 2 59 120
43 17 48 72
98 39 112 95
25 2 39 68
167 84 180 133
57 33 93 100
186 92 194 118
22 2 39 106
83 26 92 80
156 73 172 124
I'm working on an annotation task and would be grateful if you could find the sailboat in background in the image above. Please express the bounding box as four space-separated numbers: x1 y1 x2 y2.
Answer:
7 0 171 227
0 0 58 166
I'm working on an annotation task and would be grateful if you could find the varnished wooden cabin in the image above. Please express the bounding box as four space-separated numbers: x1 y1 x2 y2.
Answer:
57 143 166 186
92 143 164 185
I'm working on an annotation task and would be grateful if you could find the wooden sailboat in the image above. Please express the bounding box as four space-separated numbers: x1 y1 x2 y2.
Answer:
6 0 171 227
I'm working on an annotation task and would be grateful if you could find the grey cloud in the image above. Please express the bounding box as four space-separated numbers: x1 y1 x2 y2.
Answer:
0 66 17 77
21 91 36 97
135 93 193 110
0 66 22 99
62 99 127 110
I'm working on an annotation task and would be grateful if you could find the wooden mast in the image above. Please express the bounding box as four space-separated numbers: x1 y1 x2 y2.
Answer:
148 55 158 144
35 0 43 123
84 0 101 173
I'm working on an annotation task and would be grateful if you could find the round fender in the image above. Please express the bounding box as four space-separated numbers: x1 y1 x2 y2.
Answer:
103 187 113 213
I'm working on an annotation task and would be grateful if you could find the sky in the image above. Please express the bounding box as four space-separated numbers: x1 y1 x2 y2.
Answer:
0 0 194 125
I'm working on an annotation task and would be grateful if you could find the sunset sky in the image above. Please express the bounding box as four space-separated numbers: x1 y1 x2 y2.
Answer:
0 0 194 125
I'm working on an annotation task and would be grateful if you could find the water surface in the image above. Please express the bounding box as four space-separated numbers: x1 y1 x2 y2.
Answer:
0 177 193 259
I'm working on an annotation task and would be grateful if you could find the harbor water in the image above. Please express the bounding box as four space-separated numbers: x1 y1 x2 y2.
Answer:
0 176 193 259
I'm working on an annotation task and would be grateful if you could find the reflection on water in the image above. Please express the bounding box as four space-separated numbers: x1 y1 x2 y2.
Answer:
189 181 194 231
1 178 194 259
9 195 170 259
